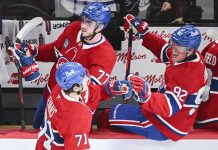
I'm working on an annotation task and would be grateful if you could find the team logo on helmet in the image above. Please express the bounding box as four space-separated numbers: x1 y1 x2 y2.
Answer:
81 2 111 29
172 24 201 50
56 62 87 90
191 30 200 36
65 69 76 77
102 6 109 11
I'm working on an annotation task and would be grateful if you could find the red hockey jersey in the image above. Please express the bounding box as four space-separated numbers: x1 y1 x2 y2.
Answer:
140 33 207 141
35 83 111 150
196 40 218 129
36 21 116 102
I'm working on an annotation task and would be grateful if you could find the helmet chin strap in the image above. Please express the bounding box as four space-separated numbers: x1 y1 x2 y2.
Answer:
180 49 196 62
82 32 96 41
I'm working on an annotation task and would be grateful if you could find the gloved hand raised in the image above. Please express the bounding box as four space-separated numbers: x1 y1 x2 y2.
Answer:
106 80 133 100
7 43 40 82
7 43 38 62
128 74 151 103
124 14 149 40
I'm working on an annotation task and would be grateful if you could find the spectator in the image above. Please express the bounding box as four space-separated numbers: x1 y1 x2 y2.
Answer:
3 0 55 19
116 0 175 21
55 0 117 19
144 0 174 20
169 0 203 23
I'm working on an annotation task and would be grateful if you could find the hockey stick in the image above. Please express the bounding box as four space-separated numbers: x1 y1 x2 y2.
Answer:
15 17 43 129
16 17 43 43
206 29 218 41
124 29 133 104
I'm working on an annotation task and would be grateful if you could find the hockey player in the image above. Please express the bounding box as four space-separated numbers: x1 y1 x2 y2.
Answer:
8 2 116 129
104 14 207 141
35 62 132 150
195 39 218 129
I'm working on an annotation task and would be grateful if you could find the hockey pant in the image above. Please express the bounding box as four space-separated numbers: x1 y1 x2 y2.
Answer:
33 96 46 129
109 104 169 141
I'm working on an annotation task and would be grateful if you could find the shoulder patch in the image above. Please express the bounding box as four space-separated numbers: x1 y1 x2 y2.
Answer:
64 38 69 48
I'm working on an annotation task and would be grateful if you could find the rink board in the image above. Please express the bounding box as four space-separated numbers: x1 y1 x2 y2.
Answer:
0 128 218 150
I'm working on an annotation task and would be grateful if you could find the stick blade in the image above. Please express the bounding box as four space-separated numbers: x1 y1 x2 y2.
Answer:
16 17 43 41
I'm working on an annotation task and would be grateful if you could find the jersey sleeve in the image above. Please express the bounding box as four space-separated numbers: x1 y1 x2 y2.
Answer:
141 89 183 117
142 33 171 63
89 43 116 85
36 22 75 62
89 84 111 101
36 43 56 62
85 84 111 112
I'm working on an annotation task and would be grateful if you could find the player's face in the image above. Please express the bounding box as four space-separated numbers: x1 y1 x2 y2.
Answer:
170 43 189 62
81 17 97 39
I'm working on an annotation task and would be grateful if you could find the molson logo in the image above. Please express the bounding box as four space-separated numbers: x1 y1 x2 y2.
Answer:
202 32 214 42
8 73 19 84
33 74 49 85
145 74 164 86
116 52 147 64
150 30 214 43
108 76 117 81
149 30 171 39
134 72 164 86
8 73 49 86
109 74 163 87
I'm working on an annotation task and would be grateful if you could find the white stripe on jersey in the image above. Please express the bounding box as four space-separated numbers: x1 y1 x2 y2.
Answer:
156 115 188 135
196 117 218 124
160 43 169 63
90 75 102 85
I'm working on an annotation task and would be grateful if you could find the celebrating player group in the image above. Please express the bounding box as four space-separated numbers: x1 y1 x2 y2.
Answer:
7 1 218 150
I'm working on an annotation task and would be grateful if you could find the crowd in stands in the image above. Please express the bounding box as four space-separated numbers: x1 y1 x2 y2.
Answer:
2 0 205 23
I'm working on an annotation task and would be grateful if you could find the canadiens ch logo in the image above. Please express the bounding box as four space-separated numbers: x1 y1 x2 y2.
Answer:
56 57 68 69
64 47 78 61
64 38 69 48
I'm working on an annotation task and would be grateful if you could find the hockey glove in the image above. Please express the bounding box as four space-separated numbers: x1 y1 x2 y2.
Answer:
7 47 17 63
128 74 151 103
106 80 133 100
124 14 149 40
15 49 40 82
7 43 38 61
